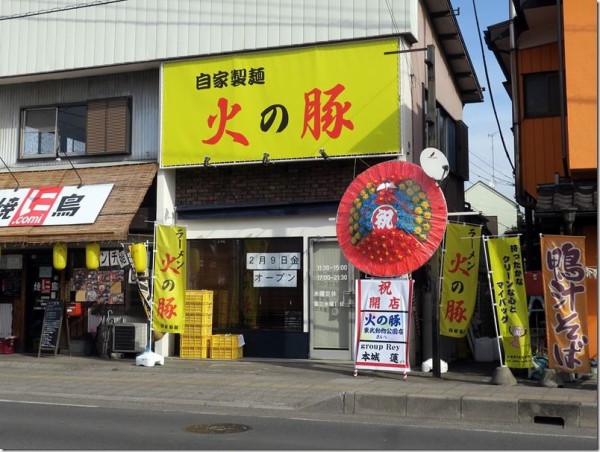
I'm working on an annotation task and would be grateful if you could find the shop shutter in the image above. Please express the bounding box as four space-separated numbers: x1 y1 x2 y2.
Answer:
86 98 130 155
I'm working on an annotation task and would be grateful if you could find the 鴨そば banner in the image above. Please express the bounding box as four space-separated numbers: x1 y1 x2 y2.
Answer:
354 278 412 372
540 235 590 374
161 38 400 167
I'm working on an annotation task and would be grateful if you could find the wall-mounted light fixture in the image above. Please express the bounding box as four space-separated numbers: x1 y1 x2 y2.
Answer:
56 150 83 187
262 152 270 165
0 155 20 191
319 148 329 160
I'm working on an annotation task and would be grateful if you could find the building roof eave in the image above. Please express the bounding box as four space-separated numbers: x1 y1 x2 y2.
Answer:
423 0 484 104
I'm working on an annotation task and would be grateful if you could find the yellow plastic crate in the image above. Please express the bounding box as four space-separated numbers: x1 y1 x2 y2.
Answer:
185 290 213 303
185 301 213 315
184 323 213 336
180 335 211 348
180 345 209 359
211 334 242 348
185 312 213 326
210 346 243 360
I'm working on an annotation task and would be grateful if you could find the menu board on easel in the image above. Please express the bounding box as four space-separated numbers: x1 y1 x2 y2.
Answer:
38 300 70 357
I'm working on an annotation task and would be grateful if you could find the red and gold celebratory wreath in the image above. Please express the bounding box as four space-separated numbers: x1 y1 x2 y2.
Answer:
336 160 448 277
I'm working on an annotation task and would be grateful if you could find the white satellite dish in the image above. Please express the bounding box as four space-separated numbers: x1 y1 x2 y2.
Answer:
420 147 449 182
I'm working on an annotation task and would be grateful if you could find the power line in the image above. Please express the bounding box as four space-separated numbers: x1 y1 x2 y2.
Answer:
468 171 514 187
470 153 514 180
469 154 514 180
384 0 415 79
471 155 513 180
0 0 127 21
470 161 514 185
384 0 400 33
470 0 515 174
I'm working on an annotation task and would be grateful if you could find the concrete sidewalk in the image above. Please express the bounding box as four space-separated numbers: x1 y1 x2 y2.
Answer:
0 353 596 430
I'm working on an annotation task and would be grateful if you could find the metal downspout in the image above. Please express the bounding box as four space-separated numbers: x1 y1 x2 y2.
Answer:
509 0 523 206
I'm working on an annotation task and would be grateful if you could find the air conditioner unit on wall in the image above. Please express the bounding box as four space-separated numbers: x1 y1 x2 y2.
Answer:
112 323 147 353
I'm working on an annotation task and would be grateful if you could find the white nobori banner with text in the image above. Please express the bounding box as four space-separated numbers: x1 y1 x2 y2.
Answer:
354 278 413 372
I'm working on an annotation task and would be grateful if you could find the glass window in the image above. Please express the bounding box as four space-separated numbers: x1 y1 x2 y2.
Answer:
21 105 87 158
23 109 56 156
58 105 87 154
188 239 241 329
524 72 561 118
20 98 131 159
188 237 304 331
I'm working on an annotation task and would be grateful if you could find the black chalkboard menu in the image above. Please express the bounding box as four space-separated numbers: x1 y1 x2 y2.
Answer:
38 300 70 357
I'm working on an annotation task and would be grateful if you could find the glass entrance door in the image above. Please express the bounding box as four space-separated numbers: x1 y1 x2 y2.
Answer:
309 238 355 360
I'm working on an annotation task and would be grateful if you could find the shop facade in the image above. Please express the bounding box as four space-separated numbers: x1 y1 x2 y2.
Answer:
0 1 483 362
173 161 373 360
151 1 483 361
0 164 157 354
0 65 161 354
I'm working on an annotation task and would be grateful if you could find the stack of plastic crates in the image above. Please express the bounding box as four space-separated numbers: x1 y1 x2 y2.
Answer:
180 290 213 359
210 334 243 360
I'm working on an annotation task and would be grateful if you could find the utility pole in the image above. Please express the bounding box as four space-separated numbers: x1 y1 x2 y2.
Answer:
425 45 442 379
385 44 441 378
488 132 499 189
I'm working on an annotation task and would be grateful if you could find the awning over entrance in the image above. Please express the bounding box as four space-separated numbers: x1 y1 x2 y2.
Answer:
0 163 157 244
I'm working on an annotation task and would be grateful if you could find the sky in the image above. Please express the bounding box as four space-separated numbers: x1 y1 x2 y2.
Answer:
450 0 516 202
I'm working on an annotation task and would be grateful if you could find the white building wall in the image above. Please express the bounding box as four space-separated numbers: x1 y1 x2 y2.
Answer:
0 0 418 79
465 182 518 235
0 69 159 167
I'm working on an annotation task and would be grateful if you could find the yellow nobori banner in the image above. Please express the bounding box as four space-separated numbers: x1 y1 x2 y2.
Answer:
440 223 481 338
153 225 187 334
486 236 532 369
161 38 400 167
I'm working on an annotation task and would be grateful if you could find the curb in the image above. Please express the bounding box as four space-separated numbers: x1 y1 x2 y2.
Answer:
301 391 598 429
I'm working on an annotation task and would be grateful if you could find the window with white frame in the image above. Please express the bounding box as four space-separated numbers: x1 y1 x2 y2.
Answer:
20 97 131 159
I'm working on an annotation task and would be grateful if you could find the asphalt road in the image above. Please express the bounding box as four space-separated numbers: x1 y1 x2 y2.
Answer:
0 399 596 450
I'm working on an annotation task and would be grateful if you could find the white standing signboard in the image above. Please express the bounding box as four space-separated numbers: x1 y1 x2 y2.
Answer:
354 278 413 373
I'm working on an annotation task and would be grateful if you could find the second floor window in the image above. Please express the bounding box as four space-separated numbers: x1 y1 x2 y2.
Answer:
20 97 131 159
523 71 561 118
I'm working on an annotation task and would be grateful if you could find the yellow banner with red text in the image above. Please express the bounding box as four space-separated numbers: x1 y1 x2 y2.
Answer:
153 225 187 334
161 39 400 167
440 223 482 338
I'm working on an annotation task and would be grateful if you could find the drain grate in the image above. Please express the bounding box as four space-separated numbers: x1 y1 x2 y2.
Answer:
184 423 252 434
534 416 565 427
